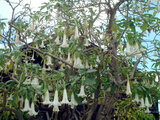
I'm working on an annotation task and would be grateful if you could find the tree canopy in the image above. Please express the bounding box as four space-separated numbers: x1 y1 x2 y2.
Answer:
0 0 160 120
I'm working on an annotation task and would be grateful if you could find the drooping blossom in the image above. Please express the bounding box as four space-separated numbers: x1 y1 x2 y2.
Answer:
40 40 45 48
85 60 89 69
132 94 139 103
23 78 31 85
140 98 145 108
52 90 61 107
22 98 30 112
55 36 60 45
126 79 132 95
61 33 69 48
8 94 13 101
43 90 51 105
145 97 152 108
96 56 100 63
31 77 41 89
74 26 79 39
53 105 60 112
73 56 84 69
155 74 159 82
15 33 22 45
66 53 71 64
78 85 87 98
70 93 78 109
46 56 53 66
61 88 70 104
29 102 38 116
82 98 87 104
31 53 35 61
84 39 90 46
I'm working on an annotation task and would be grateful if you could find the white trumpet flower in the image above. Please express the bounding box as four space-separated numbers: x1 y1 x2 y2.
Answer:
70 93 78 109
52 90 61 107
74 26 79 39
96 56 100 63
22 98 30 112
53 105 60 112
140 98 145 108
126 79 132 95
40 40 45 48
78 85 87 98
36 44 39 49
132 94 139 103
145 107 151 113
8 94 13 101
145 97 152 108
61 33 69 48
15 33 22 45
55 36 60 45
82 98 87 104
61 88 70 104
23 78 31 85
31 77 41 89
84 39 90 46
73 56 84 69
155 74 159 82
46 56 52 66
29 102 38 116
85 60 89 69
66 53 71 64
31 53 35 61
43 90 51 105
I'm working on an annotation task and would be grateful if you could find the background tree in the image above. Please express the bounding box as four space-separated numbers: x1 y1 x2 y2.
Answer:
0 0 160 120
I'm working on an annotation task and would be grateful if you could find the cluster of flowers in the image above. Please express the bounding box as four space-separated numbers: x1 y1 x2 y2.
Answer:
20 85 87 116
126 74 159 113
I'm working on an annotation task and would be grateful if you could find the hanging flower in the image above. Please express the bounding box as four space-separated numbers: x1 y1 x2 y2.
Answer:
31 77 41 89
132 94 139 103
31 53 35 61
140 98 145 108
84 39 90 46
53 105 60 112
155 74 159 82
22 98 30 112
40 40 45 48
90 65 93 69
23 78 31 85
61 88 70 104
43 90 51 105
96 56 100 63
78 85 87 98
126 79 132 95
61 33 69 48
15 33 22 45
145 97 152 108
8 94 13 101
66 53 71 64
91 93 95 99
73 56 84 69
29 102 38 116
46 56 53 66
74 26 79 39
82 98 87 104
59 64 65 71
70 93 78 109
55 36 60 45
85 60 89 69
36 43 39 49
145 107 151 113
51 90 61 107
